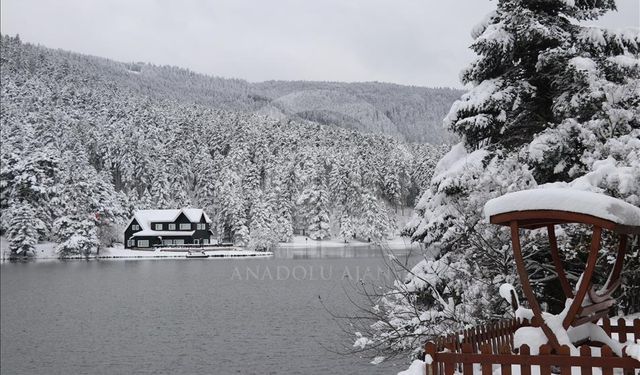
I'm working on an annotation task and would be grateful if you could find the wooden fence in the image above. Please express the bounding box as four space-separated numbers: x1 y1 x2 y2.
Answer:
424 318 640 375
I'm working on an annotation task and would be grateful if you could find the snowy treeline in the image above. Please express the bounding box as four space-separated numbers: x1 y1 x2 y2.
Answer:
0 35 446 256
0 35 461 144
353 0 640 361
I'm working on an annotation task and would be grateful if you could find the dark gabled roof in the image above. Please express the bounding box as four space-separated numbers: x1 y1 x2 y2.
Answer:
127 208 212 231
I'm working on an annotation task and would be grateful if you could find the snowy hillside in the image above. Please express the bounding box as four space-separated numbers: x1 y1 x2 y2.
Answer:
0 34 447 258
253 81 462 143
0 35 461 144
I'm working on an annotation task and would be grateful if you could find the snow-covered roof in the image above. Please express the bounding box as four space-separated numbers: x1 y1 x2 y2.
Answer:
132 230 195 238
129 208 212 231
484 188 640 227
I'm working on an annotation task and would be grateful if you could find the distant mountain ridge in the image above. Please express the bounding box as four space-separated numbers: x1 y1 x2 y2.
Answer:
124 64 462 143
3 37 462 143
252 81 462 143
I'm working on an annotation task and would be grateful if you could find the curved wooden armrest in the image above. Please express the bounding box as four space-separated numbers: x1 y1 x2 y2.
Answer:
588 279 621 304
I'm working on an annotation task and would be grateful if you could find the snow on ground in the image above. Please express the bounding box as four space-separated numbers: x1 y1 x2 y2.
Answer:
397 359 426 375
98 244 272 259
0 236 272 263
277 235 372 248
276 235 422 250
1 235 419 263
1 237 61 263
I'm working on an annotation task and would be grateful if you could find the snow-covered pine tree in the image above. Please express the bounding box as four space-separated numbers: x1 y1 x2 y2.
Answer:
248 195 278 251
267 184 294 242
215 168 248 244
165 159 190 207
297 174 331 240
357 191 390 243
232 212 250 246
338 211 355 243
0 148 61 236
381 163 401 210
328 158 357 241
54 150 126 255
7 203 44 256
191 147 217 210
52 216 100 257
410 0 639 304
358 0 639 360
148 168 173 209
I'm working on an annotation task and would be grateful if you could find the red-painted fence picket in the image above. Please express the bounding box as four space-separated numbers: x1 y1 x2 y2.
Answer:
424 318 640 375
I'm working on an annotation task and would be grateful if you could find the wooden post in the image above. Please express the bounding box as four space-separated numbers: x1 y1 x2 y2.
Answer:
563 226 602 329
531 315 541 327
509 319 516 349
491 322 498 353
496 321 503 351
602 318 611 336
548 225 573 298
461 343 473 375
558 345 571 375
520 344 531 375
443 355 455 375
539 344 552 375
618 318 628 343
510 221 561 352
589 234 627 303
480 344 492 375
579 345 593 375
500 344 512 375
425 342 437 375
601 346 613 375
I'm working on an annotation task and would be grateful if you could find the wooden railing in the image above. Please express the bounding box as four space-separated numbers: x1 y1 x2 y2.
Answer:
424 318 640 375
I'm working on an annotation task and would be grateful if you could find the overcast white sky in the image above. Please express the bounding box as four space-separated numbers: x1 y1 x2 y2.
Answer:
1 0 638 88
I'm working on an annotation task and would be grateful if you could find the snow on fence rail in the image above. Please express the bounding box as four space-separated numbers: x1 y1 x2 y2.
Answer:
424 318 640 375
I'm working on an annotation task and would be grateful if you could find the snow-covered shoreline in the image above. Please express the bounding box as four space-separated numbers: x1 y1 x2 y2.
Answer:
1 235 422 263
96 247 273 260
1 248 274 263
275 235 422 250
1 235 420 263
0 237 273 263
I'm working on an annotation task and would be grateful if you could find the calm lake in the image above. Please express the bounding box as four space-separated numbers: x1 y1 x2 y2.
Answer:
1 246 422 375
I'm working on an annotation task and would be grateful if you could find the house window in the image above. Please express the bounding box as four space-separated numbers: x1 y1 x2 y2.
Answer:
138 240 150 248
162 239 173 246
168 223 176 230
194 239 200 245
203 239 209 245
197 223 206 230
174 239 185 245
127 239 135 247
155 223 163 230
132 224 140 231
179 223 191 230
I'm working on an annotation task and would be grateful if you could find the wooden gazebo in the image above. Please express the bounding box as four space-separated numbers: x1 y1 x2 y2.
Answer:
424 188 640 375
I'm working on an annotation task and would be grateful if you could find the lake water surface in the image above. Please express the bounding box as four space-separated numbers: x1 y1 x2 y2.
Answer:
1 246 421 375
